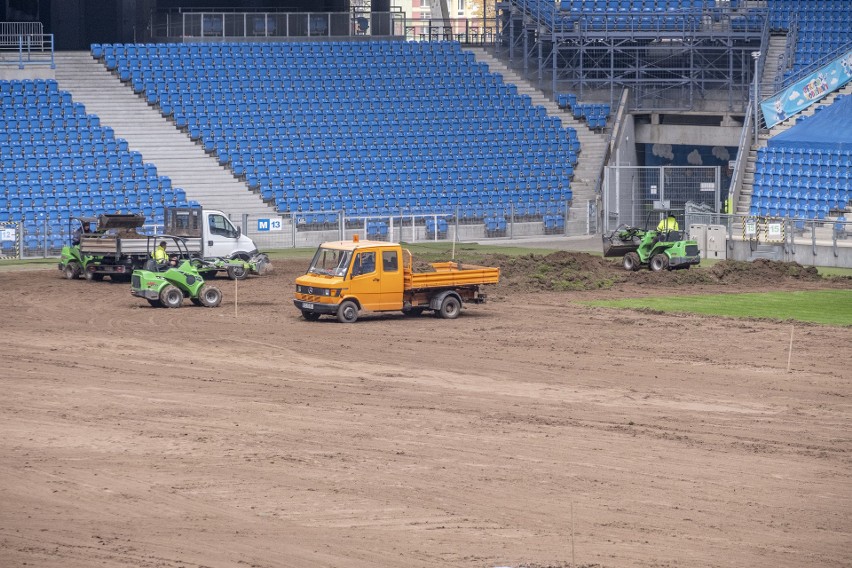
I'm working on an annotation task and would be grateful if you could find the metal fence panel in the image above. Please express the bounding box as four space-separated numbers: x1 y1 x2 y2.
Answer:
603 165 720 232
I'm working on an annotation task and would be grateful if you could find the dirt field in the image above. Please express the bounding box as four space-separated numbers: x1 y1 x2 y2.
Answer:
1 255 850 568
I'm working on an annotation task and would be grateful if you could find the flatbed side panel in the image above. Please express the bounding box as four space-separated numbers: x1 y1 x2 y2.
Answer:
409 264 500 290
80 237 203 257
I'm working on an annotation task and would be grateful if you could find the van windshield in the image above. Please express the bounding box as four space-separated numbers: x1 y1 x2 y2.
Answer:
308 247 352 277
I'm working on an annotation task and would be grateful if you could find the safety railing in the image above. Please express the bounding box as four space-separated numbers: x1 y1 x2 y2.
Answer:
150 10 408 40
0 32 54 69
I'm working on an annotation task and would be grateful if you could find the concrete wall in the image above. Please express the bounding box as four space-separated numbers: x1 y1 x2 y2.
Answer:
634 120 742 148
729 240 852 268
0 67 55 80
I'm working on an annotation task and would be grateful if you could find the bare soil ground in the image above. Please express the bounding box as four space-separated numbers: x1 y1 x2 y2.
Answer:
1 254 850 568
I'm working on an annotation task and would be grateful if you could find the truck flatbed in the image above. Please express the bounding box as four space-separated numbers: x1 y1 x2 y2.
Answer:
408 262 501 290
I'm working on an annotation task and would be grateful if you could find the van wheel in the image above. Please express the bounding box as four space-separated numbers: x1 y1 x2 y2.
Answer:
302 310 321 321
438 295 461 319
337 300 359 323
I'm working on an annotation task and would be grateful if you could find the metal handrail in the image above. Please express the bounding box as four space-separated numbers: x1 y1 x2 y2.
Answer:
0 33 55 69
728 102 753 215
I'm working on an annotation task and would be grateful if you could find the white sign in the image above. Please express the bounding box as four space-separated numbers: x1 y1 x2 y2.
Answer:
745 221 757 236
700 182 715 192
256 218 282 232
1 228 16 241
767 223 782 238
650 184 658 195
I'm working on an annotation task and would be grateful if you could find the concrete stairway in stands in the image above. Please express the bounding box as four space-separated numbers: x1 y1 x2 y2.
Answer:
464 46 608 235
52 51 278 231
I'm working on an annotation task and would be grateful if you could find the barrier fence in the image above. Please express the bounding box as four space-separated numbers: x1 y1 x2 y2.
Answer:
5 213 850 261
0 21 54 69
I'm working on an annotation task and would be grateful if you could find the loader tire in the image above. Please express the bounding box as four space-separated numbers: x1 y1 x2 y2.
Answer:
160 284 183 308
63 261 81 280
650 253 669 272
437 295 461 319
622 252 641 272
198 284 222 308
337 300 359 323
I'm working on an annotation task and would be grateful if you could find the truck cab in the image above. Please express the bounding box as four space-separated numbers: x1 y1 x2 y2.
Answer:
294 239 405 320
167 208 258 259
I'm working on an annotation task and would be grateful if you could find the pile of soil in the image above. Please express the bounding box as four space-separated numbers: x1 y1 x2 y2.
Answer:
475 251 835 293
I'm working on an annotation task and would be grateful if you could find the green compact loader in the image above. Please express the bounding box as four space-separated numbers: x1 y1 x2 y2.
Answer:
58 216 100 279
602 212 701 271
130 235 223 308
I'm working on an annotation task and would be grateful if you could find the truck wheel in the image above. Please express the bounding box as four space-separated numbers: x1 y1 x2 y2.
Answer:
302 310 321 321
198 284 222 308
227 265 248 280
403 307 425 317
159 284 183 308
85 270 104 281
650 253 669 272
622 252 641 271
438 295 461 319
337 300 359 323
63 261 81 280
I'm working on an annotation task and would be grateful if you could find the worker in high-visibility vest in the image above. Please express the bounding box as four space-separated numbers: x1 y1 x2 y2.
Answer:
656 214 679 232
153 240 169 264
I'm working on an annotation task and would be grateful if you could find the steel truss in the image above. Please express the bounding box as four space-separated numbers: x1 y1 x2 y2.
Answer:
495 1 767 112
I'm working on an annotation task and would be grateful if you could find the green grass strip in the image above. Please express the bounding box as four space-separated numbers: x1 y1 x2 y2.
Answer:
585 289 852 326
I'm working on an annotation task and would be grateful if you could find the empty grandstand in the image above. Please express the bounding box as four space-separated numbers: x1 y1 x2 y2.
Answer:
0 0 850 266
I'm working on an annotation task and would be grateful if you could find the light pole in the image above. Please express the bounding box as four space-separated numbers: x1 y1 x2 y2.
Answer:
752 51 761 142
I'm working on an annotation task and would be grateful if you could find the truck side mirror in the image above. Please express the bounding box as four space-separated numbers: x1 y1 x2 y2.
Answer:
235 226 241 238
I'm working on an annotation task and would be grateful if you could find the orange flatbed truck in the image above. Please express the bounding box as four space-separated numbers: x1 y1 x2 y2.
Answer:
294 237 500 323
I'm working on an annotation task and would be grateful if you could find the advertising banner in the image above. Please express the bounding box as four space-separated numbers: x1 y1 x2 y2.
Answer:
761 49 852 129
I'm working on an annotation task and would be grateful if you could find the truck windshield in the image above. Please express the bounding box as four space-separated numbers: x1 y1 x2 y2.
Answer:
308 247 352 277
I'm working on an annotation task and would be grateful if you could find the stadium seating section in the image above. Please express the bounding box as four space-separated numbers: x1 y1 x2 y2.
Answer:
0 79 187 253
5 1 849 257
556 93 610 129
768 0 852 78
97 40 578 222
751 146 851 220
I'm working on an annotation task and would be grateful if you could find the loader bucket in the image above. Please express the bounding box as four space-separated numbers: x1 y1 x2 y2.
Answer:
602 232 641 258
97 213 145 231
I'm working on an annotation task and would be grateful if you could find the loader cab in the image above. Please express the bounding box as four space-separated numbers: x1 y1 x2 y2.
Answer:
144 234 192 272
645 209 681 242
